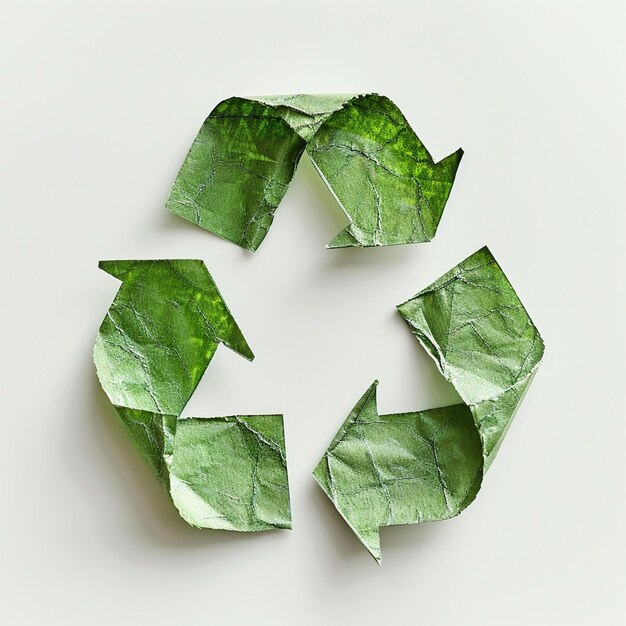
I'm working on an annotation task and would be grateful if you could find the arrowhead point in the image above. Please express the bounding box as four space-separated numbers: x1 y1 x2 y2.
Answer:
326 226 362 249
98 259 149 281
355 528 382 563
434 147 463 180
313 381 385 561
424 147 464 238
323 381 380 450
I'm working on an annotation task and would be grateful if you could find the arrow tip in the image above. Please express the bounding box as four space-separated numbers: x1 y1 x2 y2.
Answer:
313 380 384 561
98 259 143 281
357 528 382 564
326 226 361 249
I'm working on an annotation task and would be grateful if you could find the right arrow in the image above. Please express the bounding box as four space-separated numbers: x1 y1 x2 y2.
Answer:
313 247 545 562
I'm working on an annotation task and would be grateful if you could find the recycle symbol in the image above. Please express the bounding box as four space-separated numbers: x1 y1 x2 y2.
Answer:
94 94 544 563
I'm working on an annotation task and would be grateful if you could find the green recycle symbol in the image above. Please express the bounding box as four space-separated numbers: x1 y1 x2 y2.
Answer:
94 94 544 562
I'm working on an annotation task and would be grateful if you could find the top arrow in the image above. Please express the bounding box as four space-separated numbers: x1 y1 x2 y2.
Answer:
166 94 462 251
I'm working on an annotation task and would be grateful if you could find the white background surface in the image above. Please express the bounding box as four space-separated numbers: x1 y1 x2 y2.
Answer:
1 1 624 624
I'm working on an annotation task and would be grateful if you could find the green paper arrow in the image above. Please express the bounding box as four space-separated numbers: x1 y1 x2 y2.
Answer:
313 247 544 561
94 259 291 531
166 94 462 251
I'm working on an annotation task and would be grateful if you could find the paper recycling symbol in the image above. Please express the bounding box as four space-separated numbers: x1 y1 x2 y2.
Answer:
94 94 544 562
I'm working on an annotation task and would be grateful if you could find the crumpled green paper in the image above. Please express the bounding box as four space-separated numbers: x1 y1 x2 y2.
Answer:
313 247 544 561
166 94 462 251
94 259 291 531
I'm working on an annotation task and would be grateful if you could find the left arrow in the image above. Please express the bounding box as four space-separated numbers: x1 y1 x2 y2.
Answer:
94 259 291 531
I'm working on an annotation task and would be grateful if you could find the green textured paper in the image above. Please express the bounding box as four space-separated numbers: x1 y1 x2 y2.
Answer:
94 259 291 531
313 247 544 561
166 94 462 251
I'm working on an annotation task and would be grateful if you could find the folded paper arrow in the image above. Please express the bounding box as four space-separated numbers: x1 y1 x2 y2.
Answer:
94 259 291 531
313 247 544 562
166 94 462 251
